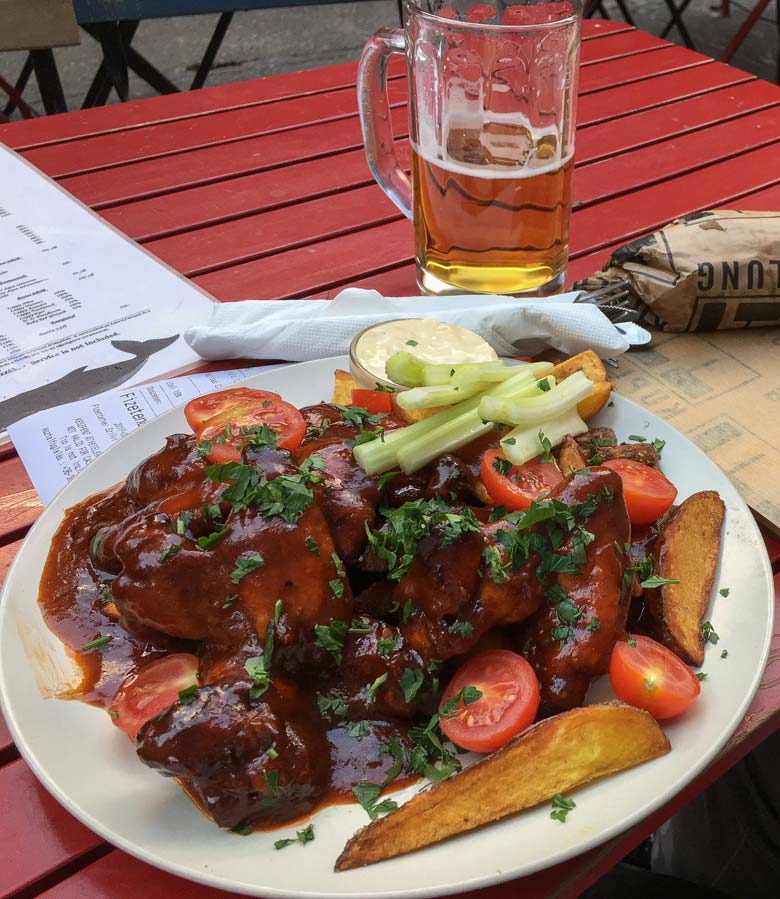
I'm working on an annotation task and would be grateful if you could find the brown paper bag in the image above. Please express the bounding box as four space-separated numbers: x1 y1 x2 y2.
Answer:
575 210 780 332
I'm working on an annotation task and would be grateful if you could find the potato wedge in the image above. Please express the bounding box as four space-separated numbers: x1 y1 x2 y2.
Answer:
331 370 442 424
645 490 725 666
548 350 612 421
332 369 360 406
557 434 588 475
336 703 669 870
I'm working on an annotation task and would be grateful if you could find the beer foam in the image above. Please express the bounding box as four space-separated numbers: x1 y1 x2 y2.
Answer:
410 139 573 179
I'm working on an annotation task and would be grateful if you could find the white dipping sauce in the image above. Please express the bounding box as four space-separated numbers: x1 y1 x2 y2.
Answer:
351 319 498 386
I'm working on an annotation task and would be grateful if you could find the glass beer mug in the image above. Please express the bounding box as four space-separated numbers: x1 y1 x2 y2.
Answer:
359 1 582 296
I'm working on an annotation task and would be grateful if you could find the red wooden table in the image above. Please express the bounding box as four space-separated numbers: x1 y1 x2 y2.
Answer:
1 18 780 899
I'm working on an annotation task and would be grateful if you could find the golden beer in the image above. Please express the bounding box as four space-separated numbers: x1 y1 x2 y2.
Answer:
411 126 574 295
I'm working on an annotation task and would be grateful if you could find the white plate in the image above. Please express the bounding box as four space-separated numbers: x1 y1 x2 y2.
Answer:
0 356 774 899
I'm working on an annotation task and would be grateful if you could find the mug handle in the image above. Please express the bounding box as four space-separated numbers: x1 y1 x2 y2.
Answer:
358 28 413 221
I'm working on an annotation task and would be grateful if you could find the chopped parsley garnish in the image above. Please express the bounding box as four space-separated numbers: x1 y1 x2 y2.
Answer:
627 636 637 648
98 589 111 604
482 543 510 584
374 382 396 392
702 621 719 645
305 536 320 555
405 339 418 347
178 685 198 705
205 460 316 523
378 634 399 655
366 673 388 703
317 693 348 721
721 649 729 659
330 578 345 600
537 379 551 392
399 668 425 703
447 620 474 639
440 685 482 719
245 619 275 700
331 552 345 578
493 456 512 476
262 769 283 797
399 598 415 623
652 437 666 453
274 823 315 850
159 543 182 563
348 720 370 740
223 594 238 609
274 599 283 623
230 551 265 583
696 672 708 681
538 430 554 463
333 404 385 430
628 434 647 443
82 635 111 653
550 793 576 822
503 437 516 445
262 400 273 408
719 587 730 597
640 574 679 589
267 745 278 759
488 504 508 522
378 469 401 489
172 510 193 535
587 616 601 633
195 525 231 550
314 619 348 663
366 497 481 581
352 782 398 820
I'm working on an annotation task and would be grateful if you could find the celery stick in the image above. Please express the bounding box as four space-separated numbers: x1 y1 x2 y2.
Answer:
385 351 426 387
396 381 491 410
448 361 518 389
354 366 549 475
396 406 493 473
500 408 588 466
353 394 484 474
479 371 594 427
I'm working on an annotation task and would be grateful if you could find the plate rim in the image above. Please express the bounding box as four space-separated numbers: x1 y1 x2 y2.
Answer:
0 355 775 898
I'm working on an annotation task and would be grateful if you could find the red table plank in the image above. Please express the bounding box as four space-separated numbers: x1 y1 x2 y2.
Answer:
575 106 780 208
0 20 633 154
577 62 753 127
0 760 105 899
0 457 42 544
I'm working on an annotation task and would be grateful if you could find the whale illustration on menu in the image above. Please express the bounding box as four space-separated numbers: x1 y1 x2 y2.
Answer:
0 335 180 431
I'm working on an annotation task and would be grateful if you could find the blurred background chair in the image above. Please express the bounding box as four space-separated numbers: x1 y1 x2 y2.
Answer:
0 0 79 120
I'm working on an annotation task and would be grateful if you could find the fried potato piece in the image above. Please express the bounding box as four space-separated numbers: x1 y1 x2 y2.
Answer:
332 369 360 405
557 435 588 475
331 369 441 424
645 490 725 666
548 350 612 421
336 703 669 870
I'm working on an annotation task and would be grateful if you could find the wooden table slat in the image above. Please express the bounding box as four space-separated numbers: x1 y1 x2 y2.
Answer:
15 43 705 184
0 21 635 154
0 457 43 544
0 760 104 899
576 106 780 209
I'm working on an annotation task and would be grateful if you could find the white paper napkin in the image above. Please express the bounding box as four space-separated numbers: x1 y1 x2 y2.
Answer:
184 289 630 361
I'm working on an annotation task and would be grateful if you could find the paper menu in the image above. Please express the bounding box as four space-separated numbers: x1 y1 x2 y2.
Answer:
8 366 286 505
611 328 780 533
0 145 214 436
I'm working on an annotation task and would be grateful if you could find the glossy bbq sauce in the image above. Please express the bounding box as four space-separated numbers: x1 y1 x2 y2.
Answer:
37 424 422 833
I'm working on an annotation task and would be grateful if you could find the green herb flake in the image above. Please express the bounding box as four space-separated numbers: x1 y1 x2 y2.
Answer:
195 524 231 551
178 684 198 705
263 769 284 797
627 637 637 648
314 619 348 664
405 339 418 347
98 589 111 605
352 782 398 820
550 793 576 823
230 551 265 584
640 574 680 589
652 437 666 453
721 649 729 659
538 430 554 464
719 587 730 597
587 617 601 633
493 456 512 476
82 635 111 653
330 578 345 600
378 635 399 655
696 672 708 682
399 668 425 703
537 379 551 392
440 685 482 719
159 543 182 563
317 693 348 721
702 621 719 645
223 594 238 609
447 620 474 639
348 720 370 740
628 434 647 443
305 536 320 556
274 823 315 850
366 673 388 703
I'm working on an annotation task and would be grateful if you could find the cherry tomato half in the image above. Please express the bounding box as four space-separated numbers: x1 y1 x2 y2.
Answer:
195 393 306 464
184 387 280 431
609 635 700 720
439 649 540 752
350 388 393 416
480 448 563 512
109 653 199 738
601 458 677 526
